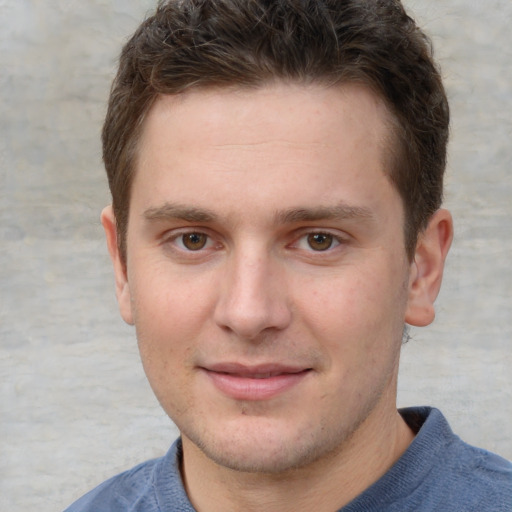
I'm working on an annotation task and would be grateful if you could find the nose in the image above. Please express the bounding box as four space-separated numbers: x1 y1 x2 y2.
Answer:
213 249 292 340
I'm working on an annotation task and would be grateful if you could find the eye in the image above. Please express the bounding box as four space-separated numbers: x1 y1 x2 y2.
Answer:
307 233 335 251
294 231 342 252
176 232 210 251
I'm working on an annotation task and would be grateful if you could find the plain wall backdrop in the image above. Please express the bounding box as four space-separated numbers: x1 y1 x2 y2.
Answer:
1 1 511 510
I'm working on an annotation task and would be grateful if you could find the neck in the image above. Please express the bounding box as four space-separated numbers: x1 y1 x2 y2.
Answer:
180 396 415 512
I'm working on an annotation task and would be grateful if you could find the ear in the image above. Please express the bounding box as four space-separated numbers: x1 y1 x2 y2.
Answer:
405 208 453 327
101 206 134 325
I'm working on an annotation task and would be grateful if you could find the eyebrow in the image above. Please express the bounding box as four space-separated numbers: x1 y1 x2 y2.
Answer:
274 203 375 224
143 201 374 225
143 203 218 223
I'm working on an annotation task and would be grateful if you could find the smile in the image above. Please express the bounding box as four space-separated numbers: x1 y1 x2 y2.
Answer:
201 363 312 401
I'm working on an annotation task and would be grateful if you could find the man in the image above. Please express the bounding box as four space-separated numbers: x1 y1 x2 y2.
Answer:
65 0 512 510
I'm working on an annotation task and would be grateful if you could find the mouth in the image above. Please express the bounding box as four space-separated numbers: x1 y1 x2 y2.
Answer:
200 363 312 401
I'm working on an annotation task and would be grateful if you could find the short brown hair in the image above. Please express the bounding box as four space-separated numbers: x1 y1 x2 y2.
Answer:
103 0 449 261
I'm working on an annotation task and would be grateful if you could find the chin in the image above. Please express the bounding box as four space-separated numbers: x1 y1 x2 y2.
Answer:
182 414 347 474
197 439 322 474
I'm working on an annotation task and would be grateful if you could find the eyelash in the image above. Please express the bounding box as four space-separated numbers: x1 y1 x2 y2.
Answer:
162 229 347 255
292 231 343 252
165 230 218 253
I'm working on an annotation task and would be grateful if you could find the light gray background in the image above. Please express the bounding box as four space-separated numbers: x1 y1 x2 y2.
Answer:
1 1 511 510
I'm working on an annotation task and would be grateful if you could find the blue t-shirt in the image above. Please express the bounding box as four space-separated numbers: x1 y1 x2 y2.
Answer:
64 407 512 511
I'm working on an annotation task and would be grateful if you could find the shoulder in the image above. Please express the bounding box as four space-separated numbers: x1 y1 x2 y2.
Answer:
442 438 512 509
63 457 161 512
400 407 512 511
63 439 193 512
344 407 511 511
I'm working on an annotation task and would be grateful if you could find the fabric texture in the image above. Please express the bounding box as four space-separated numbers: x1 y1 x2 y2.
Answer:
64 407 512 511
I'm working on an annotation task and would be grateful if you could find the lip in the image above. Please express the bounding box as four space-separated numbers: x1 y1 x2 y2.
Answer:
201 363 312 401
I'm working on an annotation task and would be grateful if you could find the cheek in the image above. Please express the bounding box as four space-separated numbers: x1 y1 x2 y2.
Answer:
131 263 212 325
296 264 408 353
132 284 200 415
129 274 202 368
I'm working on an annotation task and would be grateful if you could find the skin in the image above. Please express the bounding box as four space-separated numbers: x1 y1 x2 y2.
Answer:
103 83 453 511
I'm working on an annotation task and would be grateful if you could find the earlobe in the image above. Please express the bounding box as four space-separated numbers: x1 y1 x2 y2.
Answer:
405 209 453 327
101 206 134 325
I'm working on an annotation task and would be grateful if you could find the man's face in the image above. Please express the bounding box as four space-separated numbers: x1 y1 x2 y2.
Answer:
110 83 420 473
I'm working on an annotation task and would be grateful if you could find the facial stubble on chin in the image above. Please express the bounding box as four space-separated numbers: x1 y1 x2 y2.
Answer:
179 368 399 477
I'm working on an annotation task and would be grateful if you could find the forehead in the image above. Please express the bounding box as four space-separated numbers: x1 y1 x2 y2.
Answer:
132 82 399 219
140 82 392 151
